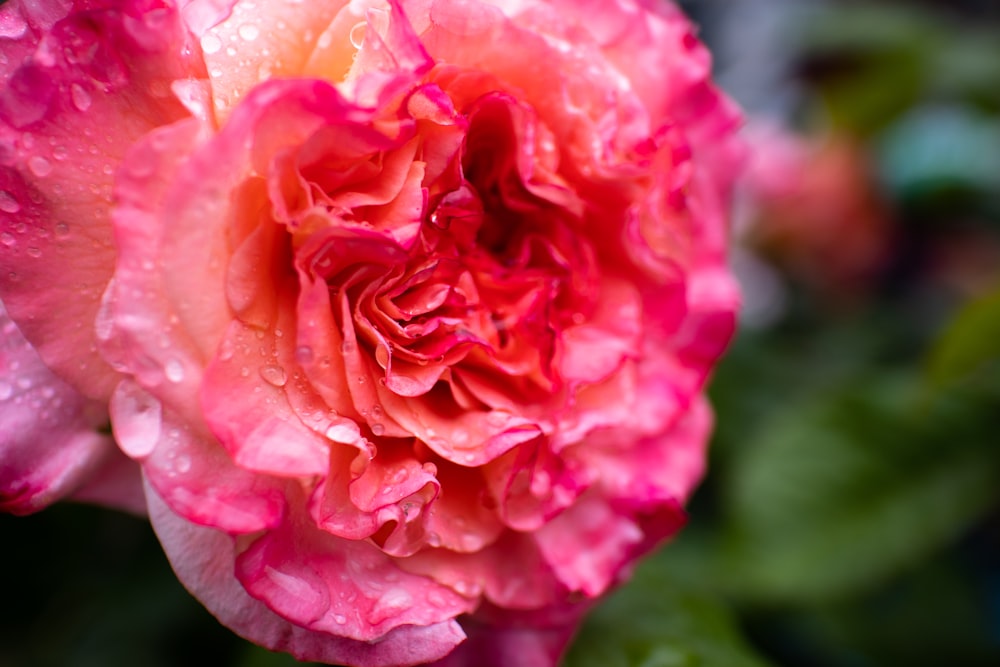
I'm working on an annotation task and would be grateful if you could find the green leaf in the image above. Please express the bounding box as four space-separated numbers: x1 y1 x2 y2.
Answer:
715 374 1000 605
562 554 773 667
926 286 1000 391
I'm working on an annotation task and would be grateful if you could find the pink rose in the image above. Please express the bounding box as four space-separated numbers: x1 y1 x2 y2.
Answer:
0 1 742 665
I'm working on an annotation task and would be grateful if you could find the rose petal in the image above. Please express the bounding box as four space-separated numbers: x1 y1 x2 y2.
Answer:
0 299 125 514
148 482 467 667
0 0 205 400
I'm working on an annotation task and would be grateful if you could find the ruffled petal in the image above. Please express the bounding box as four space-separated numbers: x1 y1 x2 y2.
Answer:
148 483 467 667
0 0 206 400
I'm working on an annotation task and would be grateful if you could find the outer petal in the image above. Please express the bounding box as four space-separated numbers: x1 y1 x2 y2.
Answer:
0 299 140 514
147 482 467 667
0 0 206 400
435 602 584 667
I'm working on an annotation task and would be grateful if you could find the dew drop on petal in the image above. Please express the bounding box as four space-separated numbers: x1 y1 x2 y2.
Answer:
349 22 366 48
25 246 40 258
111 382 162 459
0 190 20 213
70 83 92 111
238 23 260 41
165 358 185 383
259 364 288 387
201 33 222 54
0 381 12 400
326 421 360 443
371 423 385 436
27 156 52 177
294 345 314 364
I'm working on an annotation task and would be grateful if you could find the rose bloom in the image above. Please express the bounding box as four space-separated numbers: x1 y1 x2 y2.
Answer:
742 124 892 299
0 1 741 665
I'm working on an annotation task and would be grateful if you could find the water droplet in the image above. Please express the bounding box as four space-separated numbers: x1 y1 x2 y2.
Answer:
70 83 92 111
371 404 383 419
259 364 287 387
349 22 366 49
25 246 40 258
333 613 347 624
294 345 314 364
0 381 12 400
165 358 185 383
27 156 53 177
0 232 15 247
341 340 356 354
238 23 260 41
371 423 385 436
111 382 162 458
0 190 20 213
356 375 366 385
201 33 222 54
326 421 360 443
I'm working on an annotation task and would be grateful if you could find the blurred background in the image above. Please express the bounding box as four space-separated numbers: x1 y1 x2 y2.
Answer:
3 0 1000 665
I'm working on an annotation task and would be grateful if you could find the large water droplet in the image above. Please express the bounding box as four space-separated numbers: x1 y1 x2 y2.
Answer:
326 420 360 443
27 156 52 177
349 22 367 49
259 364 287 387
165 358 184 383
70 83 92 111
111 381 162 458
0 190 20 213
201 33 222 54
294 345 314 364
238 23 260 41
